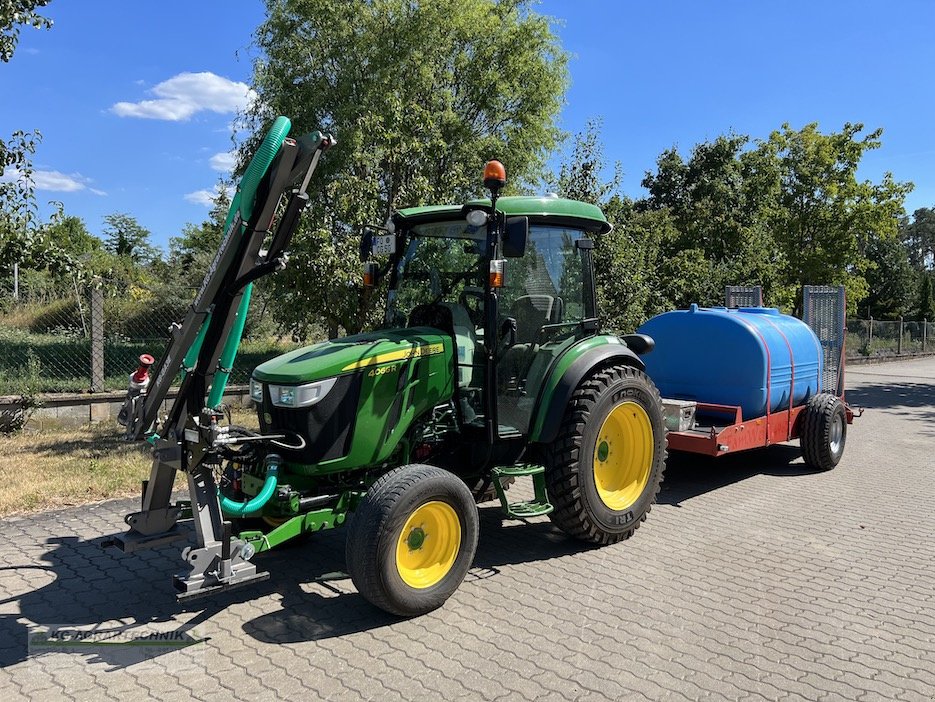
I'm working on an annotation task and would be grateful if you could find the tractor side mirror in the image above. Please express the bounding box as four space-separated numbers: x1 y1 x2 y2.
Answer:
502 217 528 258
359 229 373 262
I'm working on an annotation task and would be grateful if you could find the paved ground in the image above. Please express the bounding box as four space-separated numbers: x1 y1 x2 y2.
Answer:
1 357 934 701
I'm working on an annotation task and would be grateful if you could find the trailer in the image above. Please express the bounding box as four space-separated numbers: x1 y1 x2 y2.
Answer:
638 287 858 470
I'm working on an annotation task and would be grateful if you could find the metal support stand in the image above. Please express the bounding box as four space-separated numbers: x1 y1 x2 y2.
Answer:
172 463 267 598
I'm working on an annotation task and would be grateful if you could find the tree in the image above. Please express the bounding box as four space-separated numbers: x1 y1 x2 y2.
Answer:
168 183 230 270
914 273 935 322
640 133 782 308
758 123 912 315
0 0 52 62
547 119 665 330
863 231 915 319
0 129 42 266
1 2 52 272
243 0 568 337
102 213 159 265
901 207 935 271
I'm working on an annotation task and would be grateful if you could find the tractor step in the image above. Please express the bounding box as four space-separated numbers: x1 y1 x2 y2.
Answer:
491 464 553 519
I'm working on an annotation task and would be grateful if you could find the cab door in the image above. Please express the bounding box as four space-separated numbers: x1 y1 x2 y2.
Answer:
496 225 595 435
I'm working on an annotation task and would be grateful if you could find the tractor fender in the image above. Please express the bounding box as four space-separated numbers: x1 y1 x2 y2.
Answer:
530 338 646 445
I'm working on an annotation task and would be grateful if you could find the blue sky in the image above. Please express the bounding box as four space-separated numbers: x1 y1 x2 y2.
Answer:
3 0 934 251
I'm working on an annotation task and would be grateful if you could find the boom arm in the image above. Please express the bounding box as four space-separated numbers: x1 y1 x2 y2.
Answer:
122 124 333 441
108 118 335 600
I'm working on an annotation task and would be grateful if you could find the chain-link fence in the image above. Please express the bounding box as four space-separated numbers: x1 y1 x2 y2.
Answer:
0 289 307 395
846 318 934 358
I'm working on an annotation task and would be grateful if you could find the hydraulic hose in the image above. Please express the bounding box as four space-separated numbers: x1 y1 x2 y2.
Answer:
219 456 280 518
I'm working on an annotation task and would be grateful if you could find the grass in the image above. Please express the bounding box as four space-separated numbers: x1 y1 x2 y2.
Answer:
0 410 259 518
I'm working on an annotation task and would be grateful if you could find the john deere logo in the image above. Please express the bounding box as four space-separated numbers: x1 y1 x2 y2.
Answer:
342 343 444 371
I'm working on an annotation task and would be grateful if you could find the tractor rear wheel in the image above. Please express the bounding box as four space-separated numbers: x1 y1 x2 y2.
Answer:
544 364 666 545
346 464 479 617
800 393 847 471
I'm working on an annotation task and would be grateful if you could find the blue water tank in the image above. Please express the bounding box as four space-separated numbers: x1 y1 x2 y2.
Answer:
636 305 823 419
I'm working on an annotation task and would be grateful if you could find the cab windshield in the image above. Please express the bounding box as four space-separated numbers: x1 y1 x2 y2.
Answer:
387 221 487 326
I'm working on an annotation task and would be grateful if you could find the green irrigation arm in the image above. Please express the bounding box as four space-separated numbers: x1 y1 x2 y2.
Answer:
219 463 279 517
181 116 293 405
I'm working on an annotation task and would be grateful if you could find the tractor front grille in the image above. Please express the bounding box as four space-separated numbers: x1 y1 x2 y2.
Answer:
259 373 363 465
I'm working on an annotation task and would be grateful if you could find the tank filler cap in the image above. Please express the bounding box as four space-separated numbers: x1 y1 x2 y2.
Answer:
688 303 699 313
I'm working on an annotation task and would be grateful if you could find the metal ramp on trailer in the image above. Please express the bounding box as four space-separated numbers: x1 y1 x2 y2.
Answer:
802 285 846 399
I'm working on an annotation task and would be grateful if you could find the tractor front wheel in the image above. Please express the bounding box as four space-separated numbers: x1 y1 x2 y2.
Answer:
346 464 479 617
545 364 667 545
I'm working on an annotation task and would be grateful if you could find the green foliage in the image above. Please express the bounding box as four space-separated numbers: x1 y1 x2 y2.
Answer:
759 123 912 314
641 133 783 309
635 122 912 317
595 201 672 331
244 0 567 337
0 129 42 266
0 0 51 62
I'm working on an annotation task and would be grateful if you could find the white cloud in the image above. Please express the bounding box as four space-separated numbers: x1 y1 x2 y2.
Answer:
185 185 235 207
209 151 237 173
0 166 106 195
111 72 256 121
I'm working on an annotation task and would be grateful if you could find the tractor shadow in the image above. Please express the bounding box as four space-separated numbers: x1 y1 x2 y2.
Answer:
2 505 589 660
241 506 590 644
658 444 820 507
0 531 275 670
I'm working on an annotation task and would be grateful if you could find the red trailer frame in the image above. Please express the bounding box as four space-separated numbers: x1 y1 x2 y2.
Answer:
666 400 856 457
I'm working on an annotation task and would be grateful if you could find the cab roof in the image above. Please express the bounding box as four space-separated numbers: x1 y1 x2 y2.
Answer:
394 195 611 234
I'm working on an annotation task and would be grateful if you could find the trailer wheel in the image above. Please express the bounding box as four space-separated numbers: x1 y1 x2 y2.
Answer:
346 464 479 617
800 393 847 471
544 364 666 545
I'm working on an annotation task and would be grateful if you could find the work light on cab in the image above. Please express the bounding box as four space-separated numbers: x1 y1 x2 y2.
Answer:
465 209 487 227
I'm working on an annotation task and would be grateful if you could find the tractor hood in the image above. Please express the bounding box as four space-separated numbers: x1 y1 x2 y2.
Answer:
252 327 452 385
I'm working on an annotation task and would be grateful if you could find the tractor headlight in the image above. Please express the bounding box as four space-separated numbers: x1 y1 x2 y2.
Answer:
269 377 338 408
249 378 264 402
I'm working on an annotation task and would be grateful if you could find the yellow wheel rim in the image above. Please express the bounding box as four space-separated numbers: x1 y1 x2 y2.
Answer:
593 401 654 511
395 500 461 589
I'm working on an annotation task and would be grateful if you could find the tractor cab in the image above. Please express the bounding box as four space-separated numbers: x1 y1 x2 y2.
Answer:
362 163 612 448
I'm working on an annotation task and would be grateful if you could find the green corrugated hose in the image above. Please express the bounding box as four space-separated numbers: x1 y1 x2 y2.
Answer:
219 462 279 517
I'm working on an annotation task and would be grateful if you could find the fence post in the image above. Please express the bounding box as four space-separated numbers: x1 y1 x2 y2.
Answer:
898 316 904 355
925 320 928 353
90 287 104 392
868 316 873 348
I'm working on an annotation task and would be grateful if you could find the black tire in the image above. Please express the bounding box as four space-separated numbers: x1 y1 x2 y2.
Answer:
345 464 479 617
800 393 847 471
544 364 667 545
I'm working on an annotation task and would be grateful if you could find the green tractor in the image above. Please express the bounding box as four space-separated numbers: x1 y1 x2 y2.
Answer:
111 118 667 617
